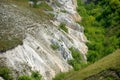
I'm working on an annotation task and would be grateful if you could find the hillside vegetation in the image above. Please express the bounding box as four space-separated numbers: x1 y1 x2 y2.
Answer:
63 49 120 80
77 0 120 63
53 0 120 79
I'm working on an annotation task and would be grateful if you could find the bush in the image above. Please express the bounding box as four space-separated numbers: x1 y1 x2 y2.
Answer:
31 71 42 80
18 76 32 80
68 60 81 71
69 47 82 62
0 67 13 80
77 0 120 63
18 71 42 80
59 23 68 33
52 72 66 80
50 44 59 50
68 47 84 71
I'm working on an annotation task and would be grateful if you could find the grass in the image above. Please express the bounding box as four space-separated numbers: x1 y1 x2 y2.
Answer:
10 0 54 20
18 71 42 80
68 47 85 71
0 37 23 52
59 23 68 33
63 49 120 80
38 1 53 11
50 44 59 50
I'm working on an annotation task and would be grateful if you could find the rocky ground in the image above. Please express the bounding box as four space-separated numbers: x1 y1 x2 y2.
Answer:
0 0 87 80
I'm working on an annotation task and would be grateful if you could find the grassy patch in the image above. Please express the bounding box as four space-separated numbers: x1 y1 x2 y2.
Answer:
68 47 87 71
18 76 32 80
52 70 76 80
37 1 53 11
54 1 61 7
0 15 23 52
50 44 59 50
11 0 53 20
0 67 13 80
63 49 120 80
18 71 42 80
0 37 23 52
61 10 67 13
53 72 66 80
59 23 68 33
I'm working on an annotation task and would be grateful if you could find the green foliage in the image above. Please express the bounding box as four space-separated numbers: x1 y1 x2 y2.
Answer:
54 0 61 7
18 71 42 80
68 47 86 71
63 50 120 80
30 0 53 10
96 0 120 27
31 71 42 80
0 67 13 80
0 17 23 52
59 23 68 33
52 72 66 80
18 76 32 80
77 0 120 63
50 44 59 50
61 10 67 13
48 13 55 18
39 1 53 11
69 47 82 63
33 1 53 11
105 77 114 80
68 60 81 71
0 37 23 52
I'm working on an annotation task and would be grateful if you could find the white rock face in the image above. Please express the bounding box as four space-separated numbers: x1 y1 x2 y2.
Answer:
0 0 87 80
0 77 4 80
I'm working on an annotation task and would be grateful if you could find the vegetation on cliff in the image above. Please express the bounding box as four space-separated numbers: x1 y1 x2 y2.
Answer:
63 49 120 80
18 71 42 80
77 0 120 63
53 0 120 79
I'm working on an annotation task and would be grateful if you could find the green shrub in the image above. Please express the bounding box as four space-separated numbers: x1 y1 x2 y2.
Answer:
18 71 42 80
69 47 82 62
68 47 85 71
34 1 53 11
105 77 114 80
77 0 120 63
68 60 81 71
18 76 32 80
48 13 55 18
52 72 66 80
31 71 42 80
0 67 13 80
59 23 68 33
50 44 59 50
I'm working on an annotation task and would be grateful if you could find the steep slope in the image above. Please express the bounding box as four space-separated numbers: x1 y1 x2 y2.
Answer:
63 49 120 80
0 0 87 80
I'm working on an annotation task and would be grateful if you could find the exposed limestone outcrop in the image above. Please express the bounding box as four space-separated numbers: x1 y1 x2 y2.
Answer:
0 0 87 80
0 77 4 80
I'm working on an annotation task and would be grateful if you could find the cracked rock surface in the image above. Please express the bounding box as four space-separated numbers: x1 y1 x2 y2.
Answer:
0 0 88 80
